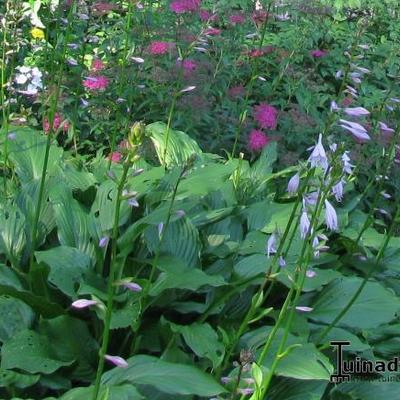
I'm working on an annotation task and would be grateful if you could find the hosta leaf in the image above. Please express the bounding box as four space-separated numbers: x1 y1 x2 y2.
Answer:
39 316 98 381
0 296 34 342
169 322 225 368
145 216 201 268
0 369 40 389
1 330 74 374
269 377 328 400
110 301 141 330
0 205 26 264
330 381 400 400
49 185 95 259
311 277 400 329
146 122 203 167
60 384 144 400
102 355 226 396
35 246 92 297
7 126 63 182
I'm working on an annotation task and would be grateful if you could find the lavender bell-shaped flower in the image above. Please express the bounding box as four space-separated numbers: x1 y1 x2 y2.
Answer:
342 152 354 174
308 134 329 171
324 199 338 231
99 236 110 248
332 179 344 202
120 281 142 292
339 119 371 141
300 209 311 239
287 173 300 195
343 107 370 117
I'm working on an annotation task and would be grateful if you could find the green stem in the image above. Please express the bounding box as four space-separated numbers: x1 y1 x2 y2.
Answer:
92 154 133 400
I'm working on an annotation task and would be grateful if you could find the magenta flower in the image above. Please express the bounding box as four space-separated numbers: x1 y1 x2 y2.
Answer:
204 27 221 36
149 41 171 55
229 14 245 24
254 103 278 130
199 9 217 22
91 58 105 72
71 299 98 309
105 354 129 368
108 151 122 163
170 0 201 14
248 129 270 151
310 49 328 58
83 75 109 91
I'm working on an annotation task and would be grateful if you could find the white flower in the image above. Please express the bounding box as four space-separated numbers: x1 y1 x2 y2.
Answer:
15 74 28 84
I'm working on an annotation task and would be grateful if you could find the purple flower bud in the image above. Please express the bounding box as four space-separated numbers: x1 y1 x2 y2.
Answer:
121 281 142 292
99 236 110 248
335 70 343 79
266 233 278 257
104 354 129 368
324 199 338 231
306 269 316 278
131 57 145 63
279 256 286 268
7 132 16 140
287 173 300 195
131 168 145 177
296 306 313 312
221 376 232 384
378 121 395 134
238 388 254 396
128 198 139 207
343 107 370 117
339 119 370 141
330 101 340 112
304 191 319 206
158 222 164 237
71 299 98 309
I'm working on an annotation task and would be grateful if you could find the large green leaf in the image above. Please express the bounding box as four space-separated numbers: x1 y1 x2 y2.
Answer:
1 329 74 374
102 355 226 396
60 384 144 400
169 322 225 368
146 122 203 167
145 216 201 268
35 246 92 297
269 377 328 400
7 126 63 182
311 277 400 329
0 369 40 389
0 296 34 342
330 381 400 400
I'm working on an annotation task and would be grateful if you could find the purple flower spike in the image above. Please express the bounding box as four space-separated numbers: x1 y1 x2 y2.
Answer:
99 236 110 248
71 299 98 309
105 354 129 368
296 306 313 312
121 281 142 292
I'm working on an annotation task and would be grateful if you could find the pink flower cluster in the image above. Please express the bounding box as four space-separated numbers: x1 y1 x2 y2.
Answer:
247 102 279 152
83 75 109 91
149 41 171 55
176 59 197 76
43 112 69 134
229 14 245 24
170 0 201 14
254 103 278 130
91 58 105 71
310 49 328 58
199 9 218 22
248 129 270 152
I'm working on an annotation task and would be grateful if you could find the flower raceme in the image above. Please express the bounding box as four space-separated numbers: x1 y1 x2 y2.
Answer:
83 75 109 91
254 103 278 130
